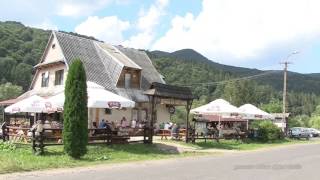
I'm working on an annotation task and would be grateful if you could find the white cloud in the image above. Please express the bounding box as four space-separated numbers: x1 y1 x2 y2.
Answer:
122 0 169 49
152 0 320 62
75 16 130 44
56 0 112 17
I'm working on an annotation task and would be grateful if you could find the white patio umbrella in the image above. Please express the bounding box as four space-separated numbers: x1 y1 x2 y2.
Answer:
191 99 243 132
191 99 241 117
48 81 135 109
5 95 56 114
239 104 274 120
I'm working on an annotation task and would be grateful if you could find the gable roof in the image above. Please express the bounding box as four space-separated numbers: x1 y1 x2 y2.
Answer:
144 82 194 100
117 46 165 90
55 31 115 91
53 31 165 102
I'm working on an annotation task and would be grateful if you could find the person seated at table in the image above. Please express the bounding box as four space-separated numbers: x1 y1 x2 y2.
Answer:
171 124 180 139
29 120 44 137
159 122 165 129
92 122 97 129
164 122 171 130
99 119 107 128
138 120 146 128
12 124 25 142
131 119 137 128
105 120 112 131
110 121 116 131
120 117 128 128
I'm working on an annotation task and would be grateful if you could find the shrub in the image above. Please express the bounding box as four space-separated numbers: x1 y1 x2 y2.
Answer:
63 59 88 159
0 141 16 152
257 121 282 142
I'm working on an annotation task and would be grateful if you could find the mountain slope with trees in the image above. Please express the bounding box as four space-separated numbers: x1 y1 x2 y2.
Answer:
0 21 319 123
0 21 50 91
149 49 320 120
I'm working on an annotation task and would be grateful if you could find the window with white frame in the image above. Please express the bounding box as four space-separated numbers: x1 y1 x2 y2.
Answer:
41 71 49 87
54 69 64 85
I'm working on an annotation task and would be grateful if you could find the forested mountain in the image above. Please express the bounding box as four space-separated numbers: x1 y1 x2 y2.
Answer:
0 20 319 118
149 49 320 94
149 49 320 117
0 21 49 90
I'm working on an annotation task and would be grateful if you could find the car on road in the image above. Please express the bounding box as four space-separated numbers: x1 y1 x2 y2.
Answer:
307 128 320 137
289 127 311 140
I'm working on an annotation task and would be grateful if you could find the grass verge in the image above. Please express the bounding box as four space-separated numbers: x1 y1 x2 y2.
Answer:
0 143 204 174
159 138 319 151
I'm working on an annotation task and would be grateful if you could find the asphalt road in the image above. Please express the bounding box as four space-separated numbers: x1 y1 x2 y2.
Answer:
2 143 320 180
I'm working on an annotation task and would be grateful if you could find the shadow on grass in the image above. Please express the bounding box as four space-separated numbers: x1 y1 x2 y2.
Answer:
195 140 242 150
106 143 180 155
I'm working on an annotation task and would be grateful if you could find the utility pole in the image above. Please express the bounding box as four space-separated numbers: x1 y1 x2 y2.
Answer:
280 61 291 134
280 51 298 134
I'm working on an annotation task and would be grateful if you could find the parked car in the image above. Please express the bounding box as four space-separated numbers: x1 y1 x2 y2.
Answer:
307 128 320 137
289 127 311 140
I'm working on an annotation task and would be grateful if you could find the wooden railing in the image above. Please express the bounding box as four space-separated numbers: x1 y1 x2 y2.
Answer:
1 124 151 154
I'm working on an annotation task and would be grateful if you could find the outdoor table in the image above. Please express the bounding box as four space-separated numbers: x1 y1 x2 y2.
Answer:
158 129 171 140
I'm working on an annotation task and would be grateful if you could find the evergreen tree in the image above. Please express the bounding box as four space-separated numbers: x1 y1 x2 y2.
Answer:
63 59 88 159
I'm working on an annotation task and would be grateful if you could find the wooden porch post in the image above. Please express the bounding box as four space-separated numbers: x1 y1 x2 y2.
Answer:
185 100 193 143
2 109 5 124
148 96 157 144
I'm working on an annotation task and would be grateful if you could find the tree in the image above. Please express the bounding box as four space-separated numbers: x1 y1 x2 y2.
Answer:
11 63 33 90
260 98 282 113
288 115 310 128
0 83 22 100
309 105 320 129
63 59 88 159
309 116 320 129
0 57 16 82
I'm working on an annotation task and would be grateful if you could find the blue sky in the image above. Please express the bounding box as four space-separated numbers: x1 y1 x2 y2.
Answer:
0 0 319 74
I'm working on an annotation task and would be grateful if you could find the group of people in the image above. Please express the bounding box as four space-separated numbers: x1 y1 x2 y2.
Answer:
158 122 184 139
8 119 62 143
93 117 146 136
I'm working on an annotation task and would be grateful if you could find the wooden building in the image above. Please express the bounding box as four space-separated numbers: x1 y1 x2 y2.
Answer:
1 31 175 128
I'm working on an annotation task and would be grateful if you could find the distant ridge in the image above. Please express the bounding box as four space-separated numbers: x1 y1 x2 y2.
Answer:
149 49 320 94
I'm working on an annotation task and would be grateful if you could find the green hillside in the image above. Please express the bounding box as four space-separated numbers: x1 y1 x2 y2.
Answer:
149 49 320 117
149 49 320 95
0 21 50 90
0 21 319 117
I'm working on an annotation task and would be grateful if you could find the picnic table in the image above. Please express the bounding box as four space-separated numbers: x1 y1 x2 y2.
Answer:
158 129 171 140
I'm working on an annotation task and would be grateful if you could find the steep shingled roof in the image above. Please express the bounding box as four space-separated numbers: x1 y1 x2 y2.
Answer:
55 31 115 91
54 31 165 102
117 46 165 90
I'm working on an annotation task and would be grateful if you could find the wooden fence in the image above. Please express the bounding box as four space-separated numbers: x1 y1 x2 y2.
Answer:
1 124 151 154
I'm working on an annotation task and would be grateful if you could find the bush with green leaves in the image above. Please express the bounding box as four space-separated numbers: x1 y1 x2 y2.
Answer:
63 59 88 159
256 121 282 142
0 141 16 152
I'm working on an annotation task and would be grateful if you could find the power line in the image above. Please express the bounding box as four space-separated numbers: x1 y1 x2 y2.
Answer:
174 70 277 87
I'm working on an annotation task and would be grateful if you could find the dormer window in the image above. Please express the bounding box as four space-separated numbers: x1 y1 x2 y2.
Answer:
124 73 131 88
41 71 49 87
117 68 141 89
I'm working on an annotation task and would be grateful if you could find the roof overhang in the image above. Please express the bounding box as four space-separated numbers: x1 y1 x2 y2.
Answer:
34 60 65 69
144 82 194 101
0 98 20 106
